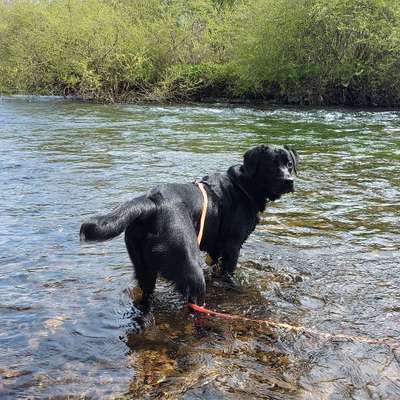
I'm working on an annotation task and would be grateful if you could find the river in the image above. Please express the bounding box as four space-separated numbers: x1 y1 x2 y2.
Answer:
0 96 399 399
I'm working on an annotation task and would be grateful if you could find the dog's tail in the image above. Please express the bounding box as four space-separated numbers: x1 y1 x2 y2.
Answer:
80 196 154 242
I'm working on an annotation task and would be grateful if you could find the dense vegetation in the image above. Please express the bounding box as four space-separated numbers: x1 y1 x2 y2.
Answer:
1 0 399 106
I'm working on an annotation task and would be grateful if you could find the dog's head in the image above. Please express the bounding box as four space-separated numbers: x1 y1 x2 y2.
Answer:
242 144 299 201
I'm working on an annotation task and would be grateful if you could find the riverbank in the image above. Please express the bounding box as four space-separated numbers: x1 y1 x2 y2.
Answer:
1 0 400 107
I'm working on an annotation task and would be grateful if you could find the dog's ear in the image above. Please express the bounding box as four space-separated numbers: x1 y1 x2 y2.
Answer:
291 148 300 164
243 145 268 176
284 145 299 174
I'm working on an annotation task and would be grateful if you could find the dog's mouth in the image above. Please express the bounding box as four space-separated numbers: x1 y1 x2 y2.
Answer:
268 192 282 201
283 179 295 193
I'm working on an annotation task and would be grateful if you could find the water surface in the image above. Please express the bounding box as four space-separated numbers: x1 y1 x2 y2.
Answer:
0 97 399 399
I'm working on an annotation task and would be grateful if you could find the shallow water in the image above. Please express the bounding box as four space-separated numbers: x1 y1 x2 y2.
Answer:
0 96 399 399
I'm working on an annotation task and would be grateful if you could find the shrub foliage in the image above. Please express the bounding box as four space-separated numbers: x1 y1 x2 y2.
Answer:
0 0 399 105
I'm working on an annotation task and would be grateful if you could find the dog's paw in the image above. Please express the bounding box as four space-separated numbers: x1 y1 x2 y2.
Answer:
223 273 240 288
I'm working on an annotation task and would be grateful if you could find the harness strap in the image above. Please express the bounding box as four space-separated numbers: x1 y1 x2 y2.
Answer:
195 182 208 246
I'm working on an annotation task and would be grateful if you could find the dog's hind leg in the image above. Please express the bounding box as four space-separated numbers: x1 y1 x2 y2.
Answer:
124 200 206 306
125 228 157 311
146 203 206 305
135 262 157 310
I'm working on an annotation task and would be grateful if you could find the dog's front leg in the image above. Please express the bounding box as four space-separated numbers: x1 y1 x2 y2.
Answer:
220 244 241 287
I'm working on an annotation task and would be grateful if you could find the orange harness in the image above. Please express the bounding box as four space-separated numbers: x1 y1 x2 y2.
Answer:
195 182 208 246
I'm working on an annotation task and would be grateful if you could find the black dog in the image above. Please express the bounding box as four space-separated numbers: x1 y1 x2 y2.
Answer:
80 145 299 308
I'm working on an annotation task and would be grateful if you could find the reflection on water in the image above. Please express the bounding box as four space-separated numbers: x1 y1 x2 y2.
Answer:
0 96 399 399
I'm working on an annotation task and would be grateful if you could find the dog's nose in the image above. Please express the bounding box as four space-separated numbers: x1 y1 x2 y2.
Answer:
283 178 295 192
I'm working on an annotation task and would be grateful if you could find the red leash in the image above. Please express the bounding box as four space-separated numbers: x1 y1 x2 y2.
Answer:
187 302 400 348
188 302 245 320
188 302 314 327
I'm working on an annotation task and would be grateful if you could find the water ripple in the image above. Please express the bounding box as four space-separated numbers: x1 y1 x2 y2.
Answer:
0 97 399 399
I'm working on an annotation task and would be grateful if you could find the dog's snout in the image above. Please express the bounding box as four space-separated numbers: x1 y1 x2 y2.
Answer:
283 177 295 192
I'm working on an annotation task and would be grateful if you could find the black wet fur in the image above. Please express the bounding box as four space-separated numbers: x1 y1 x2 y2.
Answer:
80 145 299 308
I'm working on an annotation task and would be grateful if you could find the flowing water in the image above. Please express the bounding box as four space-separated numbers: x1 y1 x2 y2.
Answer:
0 96 399 399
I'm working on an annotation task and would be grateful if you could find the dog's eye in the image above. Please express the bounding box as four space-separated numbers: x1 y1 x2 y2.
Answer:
288 161 293 170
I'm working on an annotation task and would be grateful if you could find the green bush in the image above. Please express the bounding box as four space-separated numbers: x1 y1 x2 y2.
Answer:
155 63 237 100
0 0 399 105
228 0 400 105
